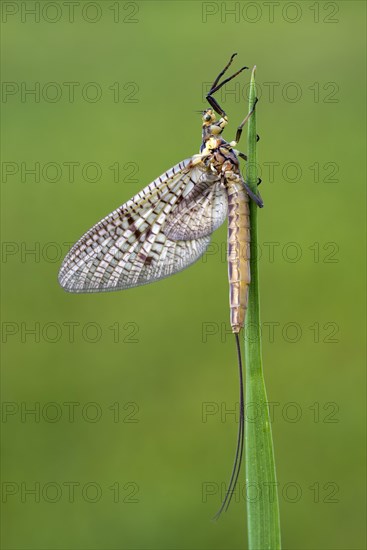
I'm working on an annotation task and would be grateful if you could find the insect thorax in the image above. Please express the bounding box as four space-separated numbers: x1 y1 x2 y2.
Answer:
200 110 240 174
201 135 240 176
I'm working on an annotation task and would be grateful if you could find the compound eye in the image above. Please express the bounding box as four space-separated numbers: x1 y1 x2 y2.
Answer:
204 113 212 122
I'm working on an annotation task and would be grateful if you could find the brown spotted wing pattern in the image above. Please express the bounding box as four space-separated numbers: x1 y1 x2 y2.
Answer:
58 158 228 293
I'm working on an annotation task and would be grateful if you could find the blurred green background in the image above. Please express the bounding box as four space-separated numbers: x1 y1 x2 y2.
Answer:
1 1 366 549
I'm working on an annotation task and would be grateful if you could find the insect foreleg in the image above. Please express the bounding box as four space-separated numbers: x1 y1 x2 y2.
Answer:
206 95 227 118
206 54 248 118
210 52 238 91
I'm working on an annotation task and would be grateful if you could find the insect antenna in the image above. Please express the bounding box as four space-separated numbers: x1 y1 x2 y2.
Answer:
213 332 245 519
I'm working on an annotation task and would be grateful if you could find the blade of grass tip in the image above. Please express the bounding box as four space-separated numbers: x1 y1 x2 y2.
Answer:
244 66 281 549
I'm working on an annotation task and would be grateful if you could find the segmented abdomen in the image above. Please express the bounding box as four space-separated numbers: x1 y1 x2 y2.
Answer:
226 179 250 333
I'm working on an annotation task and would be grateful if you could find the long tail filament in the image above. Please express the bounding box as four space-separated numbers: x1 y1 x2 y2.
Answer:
213 332 244 519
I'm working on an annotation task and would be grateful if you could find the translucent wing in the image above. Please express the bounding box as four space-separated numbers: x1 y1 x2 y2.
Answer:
163 175 228 240
59 158 220 293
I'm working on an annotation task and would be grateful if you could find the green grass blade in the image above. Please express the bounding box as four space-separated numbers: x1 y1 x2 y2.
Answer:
244 66 281 549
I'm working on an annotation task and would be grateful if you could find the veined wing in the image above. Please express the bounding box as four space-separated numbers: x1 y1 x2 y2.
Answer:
58 158 220 293
163 175 228 240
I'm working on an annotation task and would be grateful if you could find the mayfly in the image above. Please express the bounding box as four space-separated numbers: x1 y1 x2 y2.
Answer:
58 54 263 517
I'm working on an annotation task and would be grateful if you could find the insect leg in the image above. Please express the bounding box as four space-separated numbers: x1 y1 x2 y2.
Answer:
211 52 238 91
207 55 249 117
225 169 263 207
235 151 248 161
244 183 263 207
235 156 263 181
233 97 258 145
